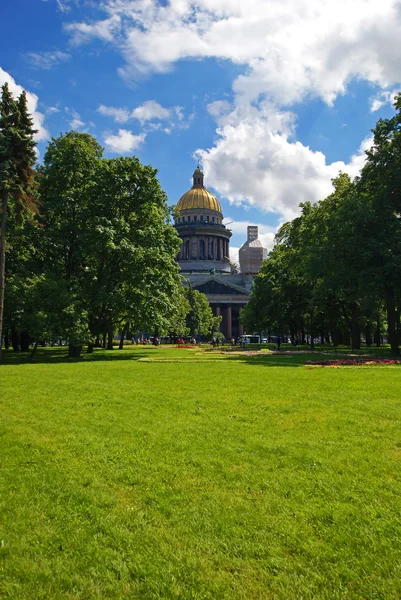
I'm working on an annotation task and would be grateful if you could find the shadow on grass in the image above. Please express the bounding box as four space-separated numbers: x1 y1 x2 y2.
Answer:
1 347 151 366
222 347 395 368
2 345 394 368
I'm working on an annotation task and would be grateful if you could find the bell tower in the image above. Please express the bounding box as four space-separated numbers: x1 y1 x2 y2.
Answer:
192 166 204 188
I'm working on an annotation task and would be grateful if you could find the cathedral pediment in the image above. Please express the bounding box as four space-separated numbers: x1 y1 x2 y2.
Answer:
191 277 248 296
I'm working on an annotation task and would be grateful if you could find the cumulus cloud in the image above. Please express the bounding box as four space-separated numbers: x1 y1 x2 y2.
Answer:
98 100 190 135
64 14 121 46
98 104 130 123
25 50 71 70
229 246 240 266
196 103 372 220
0 67 48 141
369 88 401 112
103 129 146 153
131 100 171 124
62 0 401 219
64 0 401 104
65 107 85 130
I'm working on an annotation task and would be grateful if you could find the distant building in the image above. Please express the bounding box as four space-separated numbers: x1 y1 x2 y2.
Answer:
239 226 268 275
174 167 267 339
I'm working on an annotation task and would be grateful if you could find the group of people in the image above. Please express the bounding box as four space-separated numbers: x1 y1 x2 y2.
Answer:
131 337 160 345
177 337 197 345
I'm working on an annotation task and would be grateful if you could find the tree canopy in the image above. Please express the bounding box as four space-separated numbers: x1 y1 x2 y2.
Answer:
243 94 401 355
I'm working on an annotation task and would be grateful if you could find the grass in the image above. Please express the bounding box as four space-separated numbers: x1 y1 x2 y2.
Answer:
1 345 401 599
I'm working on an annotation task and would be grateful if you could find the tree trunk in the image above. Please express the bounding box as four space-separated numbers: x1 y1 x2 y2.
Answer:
20 331 30 352
0 189 8 363
11 327 20 352
30 341 38 361
107 328 113 350
374 314 381 347
87 342 94 354
102 332 106 348
396 308 401 345
365 322 372 347
350 303 361 350
4 330 9 349
330 319 340 346
119 322 129 350
68 344 82 358
385 286 400 356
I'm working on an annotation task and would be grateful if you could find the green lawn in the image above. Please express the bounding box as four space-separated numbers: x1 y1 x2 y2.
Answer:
1 346 401 599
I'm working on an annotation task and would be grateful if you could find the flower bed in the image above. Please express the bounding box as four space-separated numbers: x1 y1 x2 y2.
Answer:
305 357 400 367
175 345 195 349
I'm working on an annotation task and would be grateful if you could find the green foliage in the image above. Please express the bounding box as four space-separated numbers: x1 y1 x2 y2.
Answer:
35 132 183 348
184 286 222 337
0 83 38 361
245 94 401 355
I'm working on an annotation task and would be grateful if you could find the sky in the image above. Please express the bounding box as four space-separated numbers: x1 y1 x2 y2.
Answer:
1 0 401 264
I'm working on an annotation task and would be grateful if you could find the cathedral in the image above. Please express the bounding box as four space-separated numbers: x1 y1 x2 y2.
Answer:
174 166 267 339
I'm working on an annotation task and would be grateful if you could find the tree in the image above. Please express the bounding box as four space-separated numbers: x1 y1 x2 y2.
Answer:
38 133 183 355
357 93 401 355
83 156 182 346
38 132 103 356
185 287 222 338
0 84 37 362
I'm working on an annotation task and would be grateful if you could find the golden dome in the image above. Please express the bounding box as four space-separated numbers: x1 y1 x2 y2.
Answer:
177 187 222 213
177 166 222 213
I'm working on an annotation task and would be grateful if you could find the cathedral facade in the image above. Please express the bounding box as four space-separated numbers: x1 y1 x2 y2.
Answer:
174 167 267 339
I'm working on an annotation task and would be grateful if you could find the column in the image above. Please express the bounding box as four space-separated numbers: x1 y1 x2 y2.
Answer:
226 305 232 339
239 323 244 336
191 236 197 259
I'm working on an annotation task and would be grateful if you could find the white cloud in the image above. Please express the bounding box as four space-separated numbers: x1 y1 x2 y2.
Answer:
64 14 121 46
98 104 130 123
25 50 71 70
0 67 48 141
63 0 401 219
369 88 401 112
65 107 84 130
65 0 401 105
98 100 188 129
229 246 240 266
207 100 232 120
46 106 60 115
196 103 372 221
131 100 171 124
103 129 146 153
57 0 72 12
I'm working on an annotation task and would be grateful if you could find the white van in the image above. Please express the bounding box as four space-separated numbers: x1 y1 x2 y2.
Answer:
239 335 260 344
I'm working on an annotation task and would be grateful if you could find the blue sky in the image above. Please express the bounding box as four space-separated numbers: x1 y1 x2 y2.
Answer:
2 0 401 260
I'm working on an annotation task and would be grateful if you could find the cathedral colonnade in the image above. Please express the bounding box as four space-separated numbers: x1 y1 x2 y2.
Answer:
212 304 245 340
178 236 230 261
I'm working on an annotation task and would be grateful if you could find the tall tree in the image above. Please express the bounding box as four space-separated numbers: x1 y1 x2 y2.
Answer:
358 93 401 355
0 84 37 362
38 133 183 354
